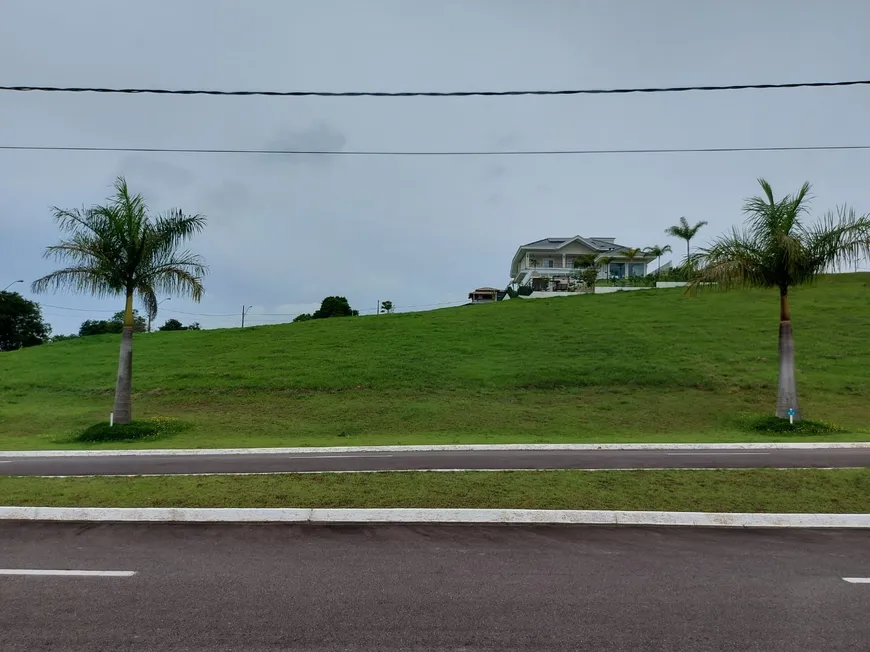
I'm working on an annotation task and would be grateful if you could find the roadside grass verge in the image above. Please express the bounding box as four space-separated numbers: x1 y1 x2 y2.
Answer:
1 388 868 451
1 469 868 513
2 273 869 450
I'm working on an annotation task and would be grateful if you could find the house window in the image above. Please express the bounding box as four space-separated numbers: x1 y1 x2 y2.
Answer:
546 260 554 268
609 262 625 279
629 263 645 278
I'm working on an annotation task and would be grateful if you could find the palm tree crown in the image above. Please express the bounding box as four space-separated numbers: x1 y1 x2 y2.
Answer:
32 177 208 318
644 244 673 275
689 180 870 295
666 216 708 262
572 253 598 268
689 178 870 420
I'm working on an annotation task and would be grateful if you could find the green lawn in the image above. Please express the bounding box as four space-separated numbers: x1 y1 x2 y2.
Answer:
1 273 869 450
1 469 867 512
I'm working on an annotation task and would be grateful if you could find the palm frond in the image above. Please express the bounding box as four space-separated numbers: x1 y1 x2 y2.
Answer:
688 227 770 293
137 282 159 321
801 206 870 274
31 267 121 297
147 264 206 301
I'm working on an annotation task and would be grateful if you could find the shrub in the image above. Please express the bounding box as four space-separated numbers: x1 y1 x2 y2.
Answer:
740 414 843 435
72 417 189 443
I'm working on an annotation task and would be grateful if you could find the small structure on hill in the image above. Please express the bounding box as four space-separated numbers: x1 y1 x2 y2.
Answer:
468 287 504 304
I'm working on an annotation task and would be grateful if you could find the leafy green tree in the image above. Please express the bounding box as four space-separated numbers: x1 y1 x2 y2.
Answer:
0 291 51 351
78 319 113 336
313 296 358 319
293 313 313 323
78 311 145 336
158 318 185 331
111 310 146 333
666 216 708 263
644 244 673 276
380 300 394 314
580 266 599 290
32 176 208 424
689 179 870 421
51 333 79 342
187 322 201 331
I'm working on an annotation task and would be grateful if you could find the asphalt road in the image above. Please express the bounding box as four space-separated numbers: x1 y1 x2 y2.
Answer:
0 448 868 476
0 523 868 651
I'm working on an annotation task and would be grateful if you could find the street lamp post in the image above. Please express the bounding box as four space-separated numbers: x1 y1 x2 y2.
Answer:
148 297 171 332
2 280 24 292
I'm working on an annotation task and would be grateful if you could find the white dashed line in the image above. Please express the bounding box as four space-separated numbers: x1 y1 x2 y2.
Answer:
843 577 870 584
666 452 771 456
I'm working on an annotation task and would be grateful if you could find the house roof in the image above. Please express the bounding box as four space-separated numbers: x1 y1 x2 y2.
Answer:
518 236 630 252
470 287 501 293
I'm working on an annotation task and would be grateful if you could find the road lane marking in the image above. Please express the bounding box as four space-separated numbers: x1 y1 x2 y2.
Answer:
0 569 136 577
666 452 771 456
843 578 870 583
283 454 395 459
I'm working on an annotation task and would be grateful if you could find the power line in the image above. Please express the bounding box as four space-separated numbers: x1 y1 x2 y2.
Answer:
39 303 115 313
3 144 870 157
2 79 870 97
163 307 237 317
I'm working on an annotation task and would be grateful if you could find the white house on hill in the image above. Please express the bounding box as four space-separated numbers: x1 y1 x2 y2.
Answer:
510 236 653 290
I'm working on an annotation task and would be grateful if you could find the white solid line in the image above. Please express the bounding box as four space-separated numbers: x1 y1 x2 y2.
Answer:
843 578 870 583
1 507 869 528
0 569 136 577
2 442 869 457
666 452 771 456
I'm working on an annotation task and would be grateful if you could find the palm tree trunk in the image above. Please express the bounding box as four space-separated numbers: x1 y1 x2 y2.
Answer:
112 293 134 424
776 289 800 421
686 240 690 265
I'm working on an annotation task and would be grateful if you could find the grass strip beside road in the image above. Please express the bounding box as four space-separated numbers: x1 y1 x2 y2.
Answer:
1 469 868 513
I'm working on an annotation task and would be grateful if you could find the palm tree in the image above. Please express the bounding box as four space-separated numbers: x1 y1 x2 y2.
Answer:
644 244 673 276
622 248 644 278
572 253 598 270
688 178 870 421
32 177 208 424
666 217 709 263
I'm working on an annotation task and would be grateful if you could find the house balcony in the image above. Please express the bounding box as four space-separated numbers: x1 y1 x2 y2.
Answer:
516 262 648 283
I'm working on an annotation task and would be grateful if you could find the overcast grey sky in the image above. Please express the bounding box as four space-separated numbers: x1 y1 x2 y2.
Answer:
2 0 869 334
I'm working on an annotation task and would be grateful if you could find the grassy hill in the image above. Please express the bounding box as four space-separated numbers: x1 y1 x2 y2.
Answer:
2 273 869 449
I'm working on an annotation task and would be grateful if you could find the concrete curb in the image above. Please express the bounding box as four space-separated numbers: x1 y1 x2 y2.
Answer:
1 506 868 528
2 442 870 457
